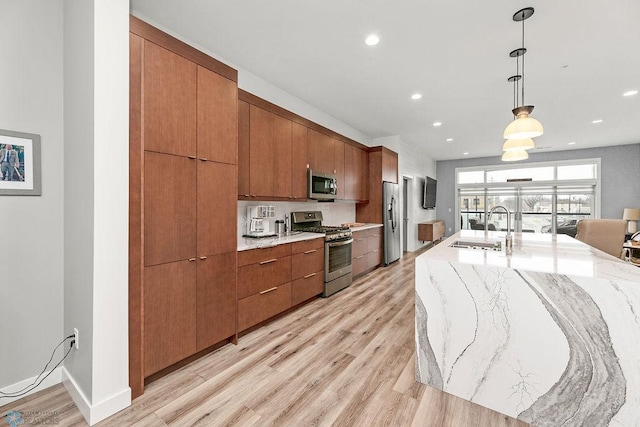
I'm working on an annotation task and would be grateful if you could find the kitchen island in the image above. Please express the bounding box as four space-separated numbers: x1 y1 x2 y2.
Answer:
415 230 640 426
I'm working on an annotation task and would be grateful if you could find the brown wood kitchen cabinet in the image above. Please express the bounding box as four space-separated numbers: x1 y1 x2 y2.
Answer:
333 139 345 199
238 103 301 200
248 105 275 197
307 129 334 174
237 244 292 332
291 238 324 305
351 226 383 277
130 17 239 396
356 147 398 224
273 114 293 198
143 40 196 158
291 122 308 199
344 144 368 201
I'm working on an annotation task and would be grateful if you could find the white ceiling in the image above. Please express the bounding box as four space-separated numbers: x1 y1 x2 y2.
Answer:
130 0 640 161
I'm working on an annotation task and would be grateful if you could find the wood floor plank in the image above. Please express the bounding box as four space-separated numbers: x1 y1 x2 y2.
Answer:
2 248 529 427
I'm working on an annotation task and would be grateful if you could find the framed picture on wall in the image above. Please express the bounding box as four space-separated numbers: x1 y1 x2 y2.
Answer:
0 128 41 196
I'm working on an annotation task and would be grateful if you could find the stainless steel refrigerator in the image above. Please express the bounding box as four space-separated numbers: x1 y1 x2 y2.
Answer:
383 181 401 265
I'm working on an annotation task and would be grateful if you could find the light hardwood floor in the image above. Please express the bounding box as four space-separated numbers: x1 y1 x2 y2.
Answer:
1 247 529 427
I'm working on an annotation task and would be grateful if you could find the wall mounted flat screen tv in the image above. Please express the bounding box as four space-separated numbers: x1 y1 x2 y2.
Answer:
423 176 437 209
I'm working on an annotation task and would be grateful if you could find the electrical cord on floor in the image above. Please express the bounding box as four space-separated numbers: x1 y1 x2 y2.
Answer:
0 334 75 399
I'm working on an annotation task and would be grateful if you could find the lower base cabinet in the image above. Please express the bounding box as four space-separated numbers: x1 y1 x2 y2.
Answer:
237 283 292 332
352 226 383 277
144 251 237 377
291 273 324 306
144 260 197 377
196 252 237 351
237 237 324 332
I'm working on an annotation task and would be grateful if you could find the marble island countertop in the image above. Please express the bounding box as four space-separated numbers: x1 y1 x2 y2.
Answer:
415 231 640 426
424 230 639 281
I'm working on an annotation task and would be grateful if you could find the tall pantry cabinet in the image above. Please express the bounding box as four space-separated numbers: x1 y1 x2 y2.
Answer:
129 17 238 398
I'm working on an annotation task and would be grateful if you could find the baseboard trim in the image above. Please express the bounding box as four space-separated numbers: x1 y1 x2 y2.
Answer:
62 367 131 425
0 368 62 406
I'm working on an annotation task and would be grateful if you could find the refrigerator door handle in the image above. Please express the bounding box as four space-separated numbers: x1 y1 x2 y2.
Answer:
390 195 397 232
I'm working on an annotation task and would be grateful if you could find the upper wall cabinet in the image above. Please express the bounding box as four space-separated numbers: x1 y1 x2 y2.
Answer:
238 91 369 202
273 114 293 198
307 129 334 174
344 143 368 201
144 41 197 157
197 66 238 164
291 123 308 199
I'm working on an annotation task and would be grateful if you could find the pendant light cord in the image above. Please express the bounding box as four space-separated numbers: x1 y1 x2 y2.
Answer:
521 10 526 107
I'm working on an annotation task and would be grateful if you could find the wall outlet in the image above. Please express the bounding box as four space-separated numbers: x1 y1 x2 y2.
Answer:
73 328 79 350
448 227 452 232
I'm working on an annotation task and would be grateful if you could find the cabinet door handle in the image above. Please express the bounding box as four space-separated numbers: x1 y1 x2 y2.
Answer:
304 249 317 254
259 287 278 295
188 155 196 159
303 272 317 279
259 258 277 265
243 194 250 197
200 256 207 260
199 157 208 161
188 258 196 262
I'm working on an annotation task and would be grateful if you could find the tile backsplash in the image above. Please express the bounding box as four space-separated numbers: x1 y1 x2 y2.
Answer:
238 200 356 240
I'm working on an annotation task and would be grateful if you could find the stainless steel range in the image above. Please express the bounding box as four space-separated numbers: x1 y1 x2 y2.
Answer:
291 211 353 297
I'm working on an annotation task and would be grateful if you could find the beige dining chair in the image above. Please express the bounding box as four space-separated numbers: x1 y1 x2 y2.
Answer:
575 219 627 258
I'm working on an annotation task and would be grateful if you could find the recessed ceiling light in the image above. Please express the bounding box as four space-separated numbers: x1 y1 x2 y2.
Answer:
432 122 442 127
446 138 453 142
591 119 603 124
463 152 469 156
568 141 576 145
623 90 638 97
365 34 379 46
411 93 422 100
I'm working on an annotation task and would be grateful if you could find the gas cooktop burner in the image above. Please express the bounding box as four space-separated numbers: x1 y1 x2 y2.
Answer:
297 225 350 234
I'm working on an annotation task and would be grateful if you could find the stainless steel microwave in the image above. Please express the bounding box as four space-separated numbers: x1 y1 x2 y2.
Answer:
308 170 337 200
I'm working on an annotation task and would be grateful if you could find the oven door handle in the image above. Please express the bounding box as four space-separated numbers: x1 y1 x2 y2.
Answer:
327 238 353 247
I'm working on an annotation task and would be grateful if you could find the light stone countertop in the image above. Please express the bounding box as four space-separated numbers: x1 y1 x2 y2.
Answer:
237 223 383 251
348 223 383 232
237 232 323 252
415 230 640 426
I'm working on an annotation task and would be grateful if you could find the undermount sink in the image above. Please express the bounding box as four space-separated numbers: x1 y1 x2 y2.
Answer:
449 240 502 251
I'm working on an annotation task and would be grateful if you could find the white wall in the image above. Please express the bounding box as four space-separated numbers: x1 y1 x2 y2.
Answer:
63 0 130 424
0 0 65 398
373 136 437 251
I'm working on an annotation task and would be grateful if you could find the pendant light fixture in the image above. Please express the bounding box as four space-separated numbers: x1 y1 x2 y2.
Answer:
501 149 529 162
503 7 543 141
503 74 535 151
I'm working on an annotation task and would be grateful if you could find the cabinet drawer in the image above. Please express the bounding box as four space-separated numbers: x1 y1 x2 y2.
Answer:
238 243 291 267
291 272 324 305
291 237 323 254
367 234 382 253
352 236 368 258
367 249 382 270
237 282 292 331
353 254 367 277
237 255 291 299
292 250 324 280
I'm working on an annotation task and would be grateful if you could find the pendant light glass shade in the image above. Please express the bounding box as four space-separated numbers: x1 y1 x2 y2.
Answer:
503 137 535 151
501 149 529 162
503 111 544 140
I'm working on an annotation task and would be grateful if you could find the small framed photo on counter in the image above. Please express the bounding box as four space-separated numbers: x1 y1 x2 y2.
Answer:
0 128 41 196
